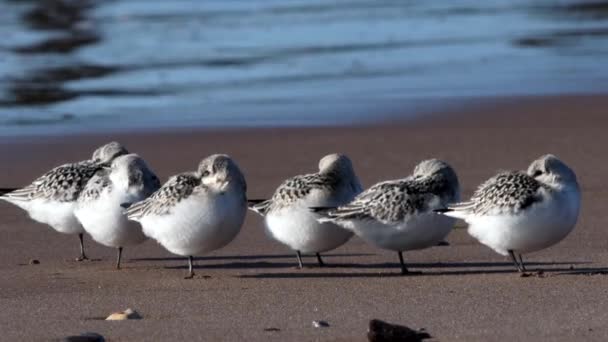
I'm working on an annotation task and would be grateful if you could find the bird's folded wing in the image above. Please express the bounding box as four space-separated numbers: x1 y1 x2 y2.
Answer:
125 173 200 219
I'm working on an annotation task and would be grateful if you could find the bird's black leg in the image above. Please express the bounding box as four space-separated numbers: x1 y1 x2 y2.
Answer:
296 251 304 269
116 247 123 270
316 253 325 267
398 251 408 275
509 250 524 273
517 254 527 272
77 233 88 261
184 256 195 279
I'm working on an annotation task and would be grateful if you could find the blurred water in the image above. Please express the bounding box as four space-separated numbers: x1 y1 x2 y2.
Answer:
1 0 607 136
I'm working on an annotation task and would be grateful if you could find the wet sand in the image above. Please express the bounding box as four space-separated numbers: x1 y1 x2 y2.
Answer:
1 94 608 341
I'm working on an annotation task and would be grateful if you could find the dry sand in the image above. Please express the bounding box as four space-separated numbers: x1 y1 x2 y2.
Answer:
1 95 608 341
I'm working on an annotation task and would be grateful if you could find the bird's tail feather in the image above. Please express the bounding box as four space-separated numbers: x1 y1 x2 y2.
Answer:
433 202 473 220
0 188 18 196
247 199 271 216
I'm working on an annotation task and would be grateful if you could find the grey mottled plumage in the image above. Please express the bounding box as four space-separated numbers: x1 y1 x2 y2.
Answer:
438 154 581 273
124 154 248 279
5 161 103 202
250 172 355 215
78 155 160 205
316 159 459 225
0 141 129 261
125 173 200 218
126 154 247 221
78 168 112 203
248 154 362 268
447 172 544 216
75 154 160 269
2 141 128 203
314 159 460 274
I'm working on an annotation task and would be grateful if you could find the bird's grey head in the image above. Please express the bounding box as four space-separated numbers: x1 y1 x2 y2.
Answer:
91 142 129 164
318 153 362 193
318 154 355 175
412 159 460 202
197 154 246 192
110 154 159 192
527 154 577 187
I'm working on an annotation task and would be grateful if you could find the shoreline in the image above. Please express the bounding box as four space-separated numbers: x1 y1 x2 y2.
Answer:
0 93 606 141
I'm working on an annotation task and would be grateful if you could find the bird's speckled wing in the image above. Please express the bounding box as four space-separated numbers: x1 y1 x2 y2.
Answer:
319 179 439 224
2 160 101 202
125 173 201 219
255 173 337 215
77 168 111 204
449 171 543 215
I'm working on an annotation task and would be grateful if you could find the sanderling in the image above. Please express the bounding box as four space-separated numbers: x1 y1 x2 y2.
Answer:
313 159 460 274
436 154 580 273
248 154 362 268
74 154 160 269
125 154 247 279
0 141 128 261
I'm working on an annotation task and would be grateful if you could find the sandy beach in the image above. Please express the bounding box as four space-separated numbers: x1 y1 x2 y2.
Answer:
1 94 608 341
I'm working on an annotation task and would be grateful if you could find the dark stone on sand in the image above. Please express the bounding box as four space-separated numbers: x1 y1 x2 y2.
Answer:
29 259 40 265
62 332 105 342
367 319 431 342
312 320 330 328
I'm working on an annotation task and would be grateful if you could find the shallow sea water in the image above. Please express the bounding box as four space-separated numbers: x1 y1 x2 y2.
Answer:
0 0 607 136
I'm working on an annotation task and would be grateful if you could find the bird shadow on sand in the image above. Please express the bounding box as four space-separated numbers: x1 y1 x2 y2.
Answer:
234 261 600 279
549 268 608 276
131 253 373 262
150 259 595 275
132 253 374 270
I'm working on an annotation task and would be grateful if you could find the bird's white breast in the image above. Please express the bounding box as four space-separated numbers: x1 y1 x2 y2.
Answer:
342 212 455 252
467 187 580 255
75 187 147 248
265 187 356 253
140 190 246 256
3 197 84 235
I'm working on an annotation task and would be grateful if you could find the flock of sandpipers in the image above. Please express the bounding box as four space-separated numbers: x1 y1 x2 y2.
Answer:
0 142 580 278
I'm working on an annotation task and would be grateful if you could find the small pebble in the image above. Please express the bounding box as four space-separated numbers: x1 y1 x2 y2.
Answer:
29 259 40 265
264 327 280 332
62 332 104 342
106 308 142 321
312 320 330 328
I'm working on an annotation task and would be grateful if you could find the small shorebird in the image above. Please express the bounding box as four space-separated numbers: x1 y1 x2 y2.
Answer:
0 142 128 261
75 154 160 269
313 159 460 274
125 154 247 279
248 154 362 268
436 154 580 273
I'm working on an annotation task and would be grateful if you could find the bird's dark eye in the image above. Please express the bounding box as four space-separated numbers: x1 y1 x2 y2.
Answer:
532 170 543 177
202 170 211 177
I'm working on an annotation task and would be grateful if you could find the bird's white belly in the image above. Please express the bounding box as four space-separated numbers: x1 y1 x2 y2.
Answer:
6 198 84 235
467 193 580 256
141 193 246 256
266 206 353 253
75 192 147 248
344 213 455 252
